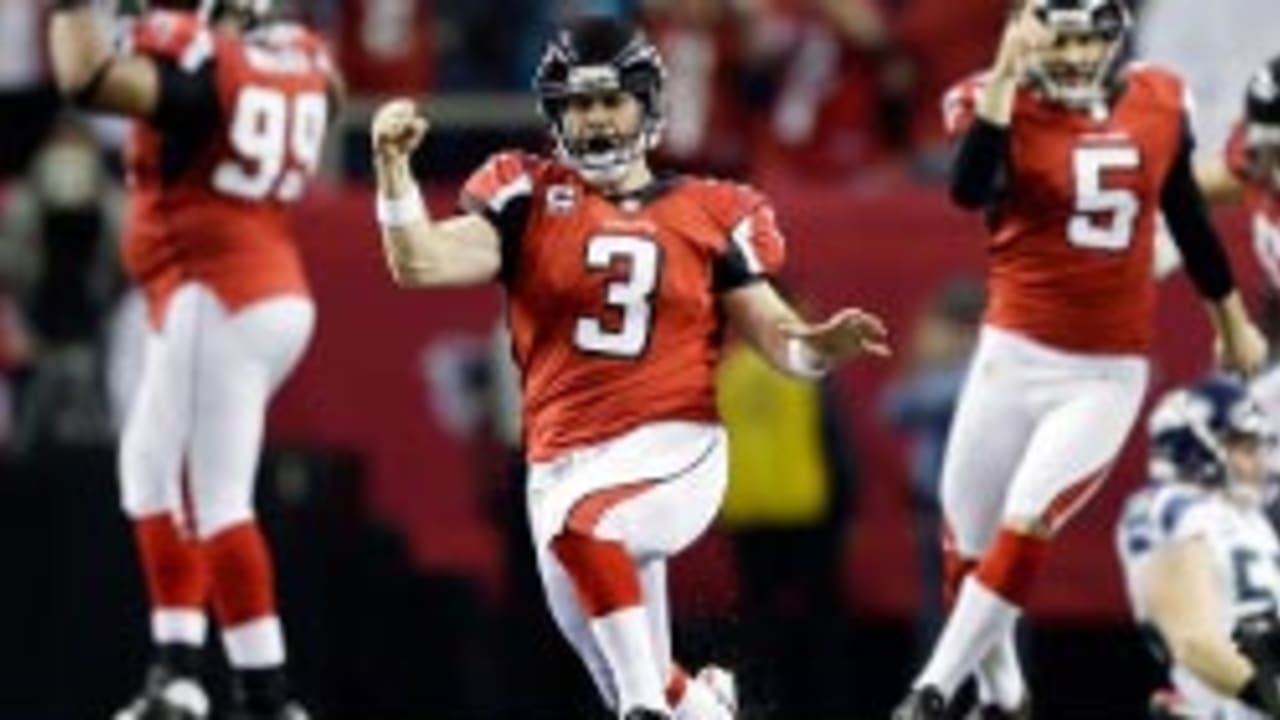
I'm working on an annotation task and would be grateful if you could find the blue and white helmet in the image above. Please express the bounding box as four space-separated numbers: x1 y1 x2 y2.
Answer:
1148 375 1270 488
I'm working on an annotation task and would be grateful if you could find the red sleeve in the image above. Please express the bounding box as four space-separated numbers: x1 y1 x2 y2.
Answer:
128 11 212 68
460 151 535 214
1225 120 1251 183
460 152 537 285
711 183 787 290
941 74 986 141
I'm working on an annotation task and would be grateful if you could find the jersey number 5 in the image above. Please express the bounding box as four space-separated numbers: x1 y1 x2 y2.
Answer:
1069 145 1141 251
574 235 661 358
213 86 328 202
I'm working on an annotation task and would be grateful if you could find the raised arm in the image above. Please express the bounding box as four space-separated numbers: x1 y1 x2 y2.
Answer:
370 100 504 288
947 4 1048 209
48 1 161 116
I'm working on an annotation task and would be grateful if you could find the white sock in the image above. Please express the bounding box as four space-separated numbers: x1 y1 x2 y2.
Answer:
222 616 286 669
673 675 733 720
590 606 667 714
152 608 207 646
915 576 1020 698
976 628 1026 710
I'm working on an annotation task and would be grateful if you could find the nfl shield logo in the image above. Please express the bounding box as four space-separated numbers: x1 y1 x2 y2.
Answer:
547 185 577 215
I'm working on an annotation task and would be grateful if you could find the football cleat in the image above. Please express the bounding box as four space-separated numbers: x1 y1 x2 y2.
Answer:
622 709 671 720
892 686 948 720
696 665 738 716
114 664 209 720
966 699 1032 720
225 700 310 720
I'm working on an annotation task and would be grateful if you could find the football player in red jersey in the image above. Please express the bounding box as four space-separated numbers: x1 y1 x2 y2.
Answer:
894 1 1269 719
1194 57 1280 426
371 16 888 720
47 1 342 718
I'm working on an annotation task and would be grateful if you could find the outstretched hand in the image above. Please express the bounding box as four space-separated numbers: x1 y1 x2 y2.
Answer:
779 307 891 364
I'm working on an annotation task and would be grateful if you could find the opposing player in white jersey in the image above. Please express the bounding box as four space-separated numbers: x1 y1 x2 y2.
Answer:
1117 376 1280 720
48 0 341 717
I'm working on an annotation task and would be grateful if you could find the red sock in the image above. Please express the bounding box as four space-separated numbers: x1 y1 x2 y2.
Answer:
202 521 277 626
551 531 643 617
666 664 690 707
975 529 1050 606
134 514 209 609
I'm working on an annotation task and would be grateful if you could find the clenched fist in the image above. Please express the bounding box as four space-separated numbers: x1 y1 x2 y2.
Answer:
372 99 429 160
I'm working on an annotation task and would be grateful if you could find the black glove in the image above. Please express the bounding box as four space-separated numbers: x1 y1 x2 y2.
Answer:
1234 614 1280 718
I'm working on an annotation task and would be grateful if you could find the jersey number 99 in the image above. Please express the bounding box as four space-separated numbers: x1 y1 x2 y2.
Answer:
213 86 328 202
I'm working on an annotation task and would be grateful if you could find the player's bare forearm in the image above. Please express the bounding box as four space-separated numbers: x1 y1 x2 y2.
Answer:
1195 158 1246 204
721 283 809 378
977 1 1046 126
49 4 158 115
976 74 1019 127
1206 291 1268 376
49 4 111 94
373 151 502 288
816 0 889 52
722 282 889 379
1144 540 1256 695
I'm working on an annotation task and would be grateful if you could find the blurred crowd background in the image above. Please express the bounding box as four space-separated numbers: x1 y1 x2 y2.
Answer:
2 0 1280 718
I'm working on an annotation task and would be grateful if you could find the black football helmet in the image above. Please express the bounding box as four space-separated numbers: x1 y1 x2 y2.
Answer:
1245 56 1280 192
1026 0 1132 108
534 16 666 186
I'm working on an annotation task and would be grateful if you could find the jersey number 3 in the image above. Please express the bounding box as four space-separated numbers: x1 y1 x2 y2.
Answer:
1069 145 1141 251
213 86 328 202
574 235 661 358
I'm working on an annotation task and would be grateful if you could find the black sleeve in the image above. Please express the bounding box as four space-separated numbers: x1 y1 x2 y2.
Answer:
949 117 1010 210
1162 128 1236 301
712 248 761 293
152 59 219 132
459 195 531 287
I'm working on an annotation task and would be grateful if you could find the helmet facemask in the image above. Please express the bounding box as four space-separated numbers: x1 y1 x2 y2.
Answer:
535 20 666 188
1245 60 1280 193
1027 0 1130 109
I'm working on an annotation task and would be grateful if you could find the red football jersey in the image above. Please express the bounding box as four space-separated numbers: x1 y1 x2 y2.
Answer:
461 153 786 462
123 12 335 326
943 65 1191 354
1225 121 1280 290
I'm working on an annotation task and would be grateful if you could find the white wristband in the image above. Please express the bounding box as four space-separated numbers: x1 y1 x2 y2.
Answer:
786 338 830 379
376 184 426 228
